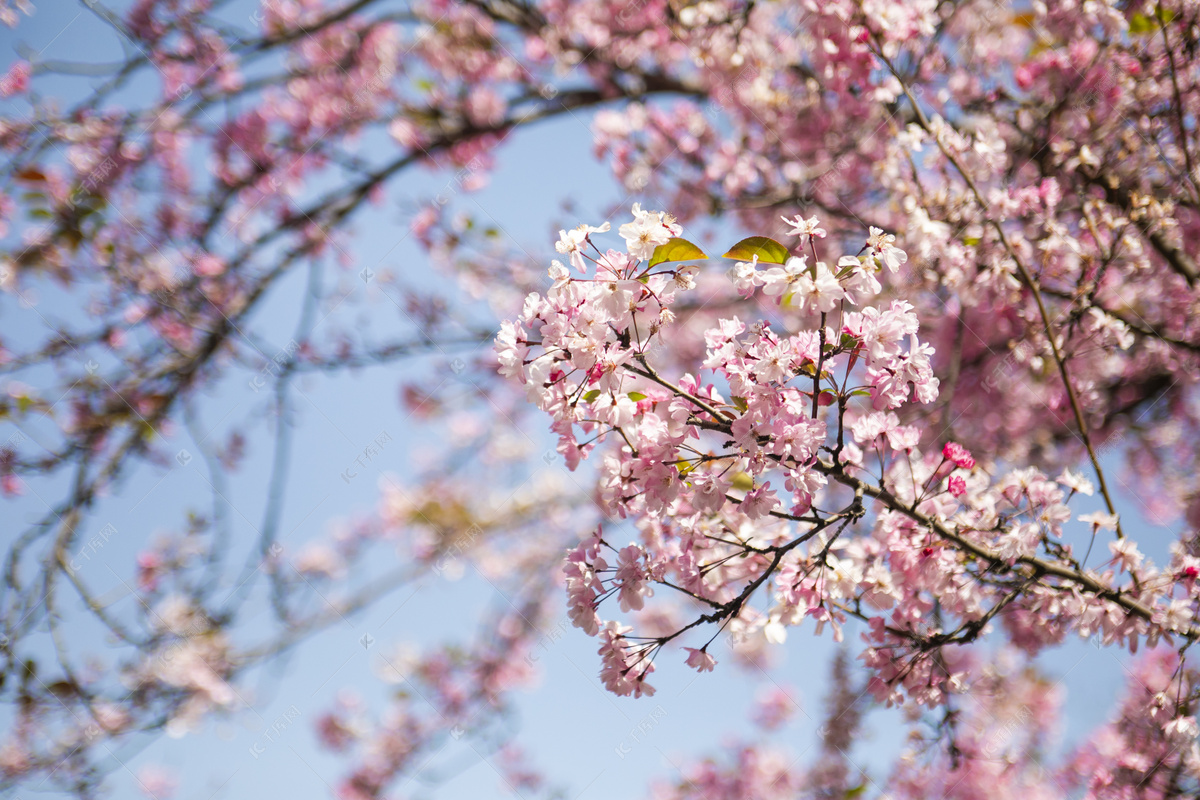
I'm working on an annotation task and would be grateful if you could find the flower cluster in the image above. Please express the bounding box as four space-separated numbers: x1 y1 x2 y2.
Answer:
500 208 946 694
500 208 1200 728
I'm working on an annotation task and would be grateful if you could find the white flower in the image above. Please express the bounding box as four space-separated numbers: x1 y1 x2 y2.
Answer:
1164 716 1200 743
728 255 760 295
618 203 676 260
868 227 907 272
555 222 610 271
790 260 845 313
1106 537 1142 572
674 265 698 290
1153 599 1194 633
759 257 847 311
548 259 571 290
1080 510 1119 532
293 543 346 580
763 618 788 644
1056 467 1094 496
781 214 826 242
760 256 808 297
838 255 881 304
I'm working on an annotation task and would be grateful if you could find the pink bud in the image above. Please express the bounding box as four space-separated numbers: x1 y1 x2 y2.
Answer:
943 441 975 470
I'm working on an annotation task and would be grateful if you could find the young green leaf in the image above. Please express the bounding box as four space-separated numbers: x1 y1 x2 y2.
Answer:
722 236 790 265
1129 12 1156 32
730 472 754 491
648 237 709 267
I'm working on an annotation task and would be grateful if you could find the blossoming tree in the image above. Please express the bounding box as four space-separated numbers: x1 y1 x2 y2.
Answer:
1 0 1199 798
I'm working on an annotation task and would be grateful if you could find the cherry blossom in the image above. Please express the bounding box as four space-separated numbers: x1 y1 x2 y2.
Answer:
3 1 1200 798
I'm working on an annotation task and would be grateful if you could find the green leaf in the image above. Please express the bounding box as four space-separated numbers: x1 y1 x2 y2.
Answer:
1129 7 1175 32
835 256 862 279
730 472 754 491
648 237 708 267
962 236 981 246
582 389 601 402
628 391 647 401
1129 12 1156 33
723 236 790 265
731 395 749 412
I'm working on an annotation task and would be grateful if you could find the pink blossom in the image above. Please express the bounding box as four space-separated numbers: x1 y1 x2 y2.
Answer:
740 483 779 519
0 60 29 98
941 441 975 470
136 765 178 799
684 647 716 672
1107 538 1141 572
751 686 799 730
885 425 919 451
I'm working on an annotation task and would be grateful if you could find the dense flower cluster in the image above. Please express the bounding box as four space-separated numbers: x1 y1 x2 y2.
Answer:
500 210 1200 785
